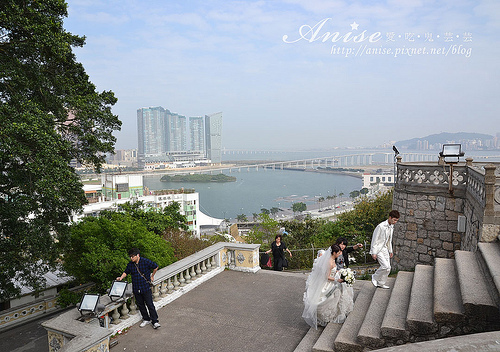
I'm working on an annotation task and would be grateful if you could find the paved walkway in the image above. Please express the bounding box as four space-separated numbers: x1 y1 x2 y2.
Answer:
112 269 311 352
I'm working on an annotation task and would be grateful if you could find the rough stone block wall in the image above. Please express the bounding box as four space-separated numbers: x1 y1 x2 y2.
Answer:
392 191 464 271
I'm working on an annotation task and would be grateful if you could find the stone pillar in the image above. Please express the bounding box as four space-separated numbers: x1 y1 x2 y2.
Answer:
484 164 496 217
481 164 499 242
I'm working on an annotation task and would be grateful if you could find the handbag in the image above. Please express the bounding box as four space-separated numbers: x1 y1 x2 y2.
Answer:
266 257 272 268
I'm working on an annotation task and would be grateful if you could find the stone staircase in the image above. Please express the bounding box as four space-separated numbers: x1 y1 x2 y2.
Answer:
294 241 500 352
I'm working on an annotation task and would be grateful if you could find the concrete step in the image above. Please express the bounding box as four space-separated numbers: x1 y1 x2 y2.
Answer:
357 277 395 349
294 327 324 352
380 271 413 341
311 283 365 352
478 242 500 303
433 258 465 323
312 323 341 352
455 250 498 320
406 265 438 335
334 281 377 352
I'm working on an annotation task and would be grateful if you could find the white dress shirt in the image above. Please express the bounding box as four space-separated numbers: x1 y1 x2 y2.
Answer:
369 219 393 255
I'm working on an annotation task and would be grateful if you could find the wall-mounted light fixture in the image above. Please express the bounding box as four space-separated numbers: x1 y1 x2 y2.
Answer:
439 144 465 194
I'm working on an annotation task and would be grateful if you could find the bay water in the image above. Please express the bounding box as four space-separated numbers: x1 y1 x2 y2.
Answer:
144 169 362 220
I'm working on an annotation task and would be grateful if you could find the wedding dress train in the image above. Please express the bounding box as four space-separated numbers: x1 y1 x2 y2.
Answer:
316 277 354 325
302 247 354 328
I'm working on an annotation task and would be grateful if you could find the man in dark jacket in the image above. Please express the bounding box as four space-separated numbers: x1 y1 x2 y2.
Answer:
117 248 160 329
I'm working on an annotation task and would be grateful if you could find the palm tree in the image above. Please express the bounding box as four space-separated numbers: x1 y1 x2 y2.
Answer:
270 207 279 218
319 196 325 211
236 214 248 222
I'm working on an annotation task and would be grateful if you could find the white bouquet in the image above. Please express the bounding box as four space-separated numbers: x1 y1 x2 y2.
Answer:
339 268 355 286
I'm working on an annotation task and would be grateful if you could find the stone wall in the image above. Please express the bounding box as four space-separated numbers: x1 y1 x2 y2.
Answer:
391 160 500 271
392 192 463 270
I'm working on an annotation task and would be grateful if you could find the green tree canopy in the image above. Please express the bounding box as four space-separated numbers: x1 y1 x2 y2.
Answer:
246 213 280 246
292 202 307 213
0 0 121 300
236 214 248 222
60 214 175 293
115 201 188 235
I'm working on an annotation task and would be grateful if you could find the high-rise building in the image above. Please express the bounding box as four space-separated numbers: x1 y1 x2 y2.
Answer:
205 112 223 164
137 106 168 166
166 112 187 152
189 116 204 152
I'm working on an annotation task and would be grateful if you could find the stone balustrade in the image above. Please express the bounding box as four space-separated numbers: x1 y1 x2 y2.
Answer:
0 283 94 333
42 242 260 352
396 161 467 196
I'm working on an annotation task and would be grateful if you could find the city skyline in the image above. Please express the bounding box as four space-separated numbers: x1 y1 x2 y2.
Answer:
63 0 499 151
137 106 222 166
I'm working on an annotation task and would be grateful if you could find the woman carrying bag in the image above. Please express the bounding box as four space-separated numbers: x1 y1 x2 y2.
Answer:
265 234 292 271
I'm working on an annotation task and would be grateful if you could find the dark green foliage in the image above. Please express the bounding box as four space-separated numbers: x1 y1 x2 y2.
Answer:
0 0 121 300
292 202 307 213
60 208 176 293
56 287 82 308
114 201 188 235
247 213 280 246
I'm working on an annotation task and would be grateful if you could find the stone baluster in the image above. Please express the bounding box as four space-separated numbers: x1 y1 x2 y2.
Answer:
190 265 197 280
167 277 174 293
120 302 129 319
129 297 137 315
111 307 121 325
153 284 160 302
185 268 192 284
179 271 186 287
211 255 217 268
160 281 168 297
173 274 180 290
196 263 202 277
201 260 207 274
206 258 212 272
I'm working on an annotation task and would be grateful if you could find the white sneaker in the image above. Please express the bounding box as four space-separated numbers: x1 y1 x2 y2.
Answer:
152 322 161 329
139 320 150 328
378 284 390 289
371 276 378 287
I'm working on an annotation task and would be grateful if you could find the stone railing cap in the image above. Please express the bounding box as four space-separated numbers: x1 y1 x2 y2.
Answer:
153 242 260 284
42 309 112 351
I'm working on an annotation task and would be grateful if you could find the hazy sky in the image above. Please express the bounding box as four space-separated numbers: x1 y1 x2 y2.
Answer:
63 0 500 151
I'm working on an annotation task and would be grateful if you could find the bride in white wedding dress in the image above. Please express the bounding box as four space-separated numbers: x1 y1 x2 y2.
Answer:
302 244 354 328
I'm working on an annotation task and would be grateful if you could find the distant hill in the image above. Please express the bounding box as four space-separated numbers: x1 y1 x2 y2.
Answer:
396 132 494 149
